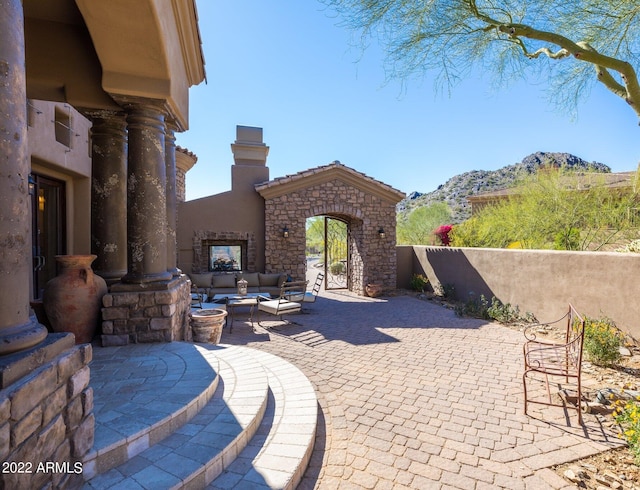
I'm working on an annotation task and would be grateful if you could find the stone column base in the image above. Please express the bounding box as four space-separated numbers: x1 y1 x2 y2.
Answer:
100 275 191 346
0 333 93 489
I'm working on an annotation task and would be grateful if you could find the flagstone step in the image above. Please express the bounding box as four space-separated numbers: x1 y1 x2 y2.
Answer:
208 349 317 490
83 343 317 489
83 342 222 479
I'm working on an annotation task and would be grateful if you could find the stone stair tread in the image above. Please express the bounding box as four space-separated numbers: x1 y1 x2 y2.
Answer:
208 349 317 490
84 345 269 489
84 343 221 477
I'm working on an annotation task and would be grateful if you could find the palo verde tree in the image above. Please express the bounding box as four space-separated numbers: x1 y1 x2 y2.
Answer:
450 167 639 250
397 202 452 245
321 0 640 123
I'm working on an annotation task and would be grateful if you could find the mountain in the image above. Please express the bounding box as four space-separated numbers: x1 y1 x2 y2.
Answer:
397 152 611 223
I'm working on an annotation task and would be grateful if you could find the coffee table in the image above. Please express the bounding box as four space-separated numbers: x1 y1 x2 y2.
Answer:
211 293 270 331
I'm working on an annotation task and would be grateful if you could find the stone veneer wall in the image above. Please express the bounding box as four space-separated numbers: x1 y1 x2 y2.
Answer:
264 179 398 294
176 169 186 203
100 275 191 346
0 337 93 489
191 231 256 273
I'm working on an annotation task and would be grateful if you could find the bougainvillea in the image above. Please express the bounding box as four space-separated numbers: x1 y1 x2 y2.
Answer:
434 224 453 246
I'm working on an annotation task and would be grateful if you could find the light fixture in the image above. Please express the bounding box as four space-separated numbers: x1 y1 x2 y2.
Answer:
378 227 385 239
282 226 289 238
28 174 35 196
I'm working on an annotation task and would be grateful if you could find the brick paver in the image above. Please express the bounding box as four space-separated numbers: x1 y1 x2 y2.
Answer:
222 291 624 489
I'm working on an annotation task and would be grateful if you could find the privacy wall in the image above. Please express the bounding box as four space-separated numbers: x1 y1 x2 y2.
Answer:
398 246 640 339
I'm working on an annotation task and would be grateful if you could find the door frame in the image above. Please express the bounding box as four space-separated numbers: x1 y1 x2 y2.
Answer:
30 173 67 300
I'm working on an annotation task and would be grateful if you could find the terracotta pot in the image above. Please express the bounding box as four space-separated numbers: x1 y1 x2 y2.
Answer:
365 283 383 298
43 255 108 344
191 308 228 344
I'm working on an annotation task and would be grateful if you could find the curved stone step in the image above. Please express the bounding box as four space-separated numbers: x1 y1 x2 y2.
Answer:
208 349 317 490
83 345 269 489
83 342 221 479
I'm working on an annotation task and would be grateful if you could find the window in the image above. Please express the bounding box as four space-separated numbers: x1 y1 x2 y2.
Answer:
209 245 243 271
54 107 72 148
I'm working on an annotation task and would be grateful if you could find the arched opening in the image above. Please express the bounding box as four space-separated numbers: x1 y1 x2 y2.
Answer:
306 215 349 290
257 162 404 295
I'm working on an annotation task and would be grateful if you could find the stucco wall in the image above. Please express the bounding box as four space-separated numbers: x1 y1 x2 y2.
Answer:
28 100 92 256
398 245 640 339
176 168 268 273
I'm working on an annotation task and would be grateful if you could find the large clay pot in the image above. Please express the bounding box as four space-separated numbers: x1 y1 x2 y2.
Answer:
365 283 383 298
190 309 228 344
43 255 108 344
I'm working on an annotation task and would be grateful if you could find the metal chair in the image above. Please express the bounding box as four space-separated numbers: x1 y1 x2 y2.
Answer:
303 272 324 303
257 281 307 327
522 304 585 424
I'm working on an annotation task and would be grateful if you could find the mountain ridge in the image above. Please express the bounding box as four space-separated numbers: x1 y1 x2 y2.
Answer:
397 151 611 223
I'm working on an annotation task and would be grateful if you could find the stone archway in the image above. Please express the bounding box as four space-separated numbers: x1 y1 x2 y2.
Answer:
256 162 405 295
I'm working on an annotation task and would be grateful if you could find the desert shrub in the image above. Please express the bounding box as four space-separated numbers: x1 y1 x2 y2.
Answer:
434 283 455 300
487 297 535 324
583 316 623 367
614 398 640 463
409 273 429 292
329 261 345 275
616 239 640 253
454 293 490 319
455 295 535 324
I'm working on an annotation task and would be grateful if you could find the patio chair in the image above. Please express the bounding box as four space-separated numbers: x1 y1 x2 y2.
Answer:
522 304 585 424
303 272 324 303
257 281 307 327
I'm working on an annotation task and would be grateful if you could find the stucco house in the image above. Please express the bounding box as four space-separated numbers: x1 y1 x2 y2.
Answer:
177 125 406 296
1 1 205 487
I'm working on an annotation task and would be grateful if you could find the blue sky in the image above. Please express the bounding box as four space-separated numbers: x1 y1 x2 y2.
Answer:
177 0 639 202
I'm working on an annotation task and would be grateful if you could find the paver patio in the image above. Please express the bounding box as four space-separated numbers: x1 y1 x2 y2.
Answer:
221 289 624 489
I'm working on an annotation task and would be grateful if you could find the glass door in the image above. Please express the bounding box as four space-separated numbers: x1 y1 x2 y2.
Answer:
31 174 66 300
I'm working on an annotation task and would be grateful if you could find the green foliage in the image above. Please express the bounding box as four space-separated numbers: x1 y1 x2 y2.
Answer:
487 298 536 324
397 203 452 245
409 273 429 292
450 167 638 250
455 294 535 324
614 399 640 463
616 239 640 253
329 261 345 275
553 227 581 250
326 218 348 264
321 0 640 122
306 216 348 265
306 217 324 256
434 283 455 300
583 316 623 367
455 293 491 319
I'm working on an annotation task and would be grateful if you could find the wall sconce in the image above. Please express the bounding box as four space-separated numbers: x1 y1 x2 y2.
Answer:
378 228 385 239
282 226 289 238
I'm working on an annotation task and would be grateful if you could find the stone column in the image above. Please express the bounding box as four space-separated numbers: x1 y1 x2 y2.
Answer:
165 121 180 276
120 101 172 284
0 0 48 355
90 111 128 284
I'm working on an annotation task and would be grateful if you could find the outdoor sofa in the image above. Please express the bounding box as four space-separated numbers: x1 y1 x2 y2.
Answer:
187 271 288 300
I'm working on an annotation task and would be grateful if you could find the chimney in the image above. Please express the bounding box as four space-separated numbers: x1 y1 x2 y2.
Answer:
230 125 269 166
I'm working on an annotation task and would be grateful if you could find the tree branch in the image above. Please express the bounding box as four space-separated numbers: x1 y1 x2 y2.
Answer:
495 23 640 122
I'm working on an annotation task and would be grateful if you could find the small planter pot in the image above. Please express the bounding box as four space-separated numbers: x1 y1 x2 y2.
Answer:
365 283 383 298
190 308 228 344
